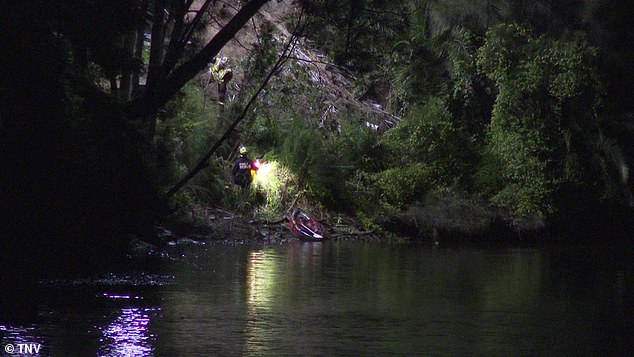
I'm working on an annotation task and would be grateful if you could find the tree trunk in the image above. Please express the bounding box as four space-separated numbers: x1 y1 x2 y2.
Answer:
109 74 118 96
144 0 167 139
132 0 149 97
146 0 166 91
132 29 145 96
120 31 136 101
126 0 271 121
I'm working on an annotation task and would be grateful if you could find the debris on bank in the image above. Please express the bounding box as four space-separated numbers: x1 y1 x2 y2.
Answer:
154 204 389 247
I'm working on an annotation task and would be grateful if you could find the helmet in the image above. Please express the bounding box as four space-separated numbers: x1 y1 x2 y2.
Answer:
239 146 248 155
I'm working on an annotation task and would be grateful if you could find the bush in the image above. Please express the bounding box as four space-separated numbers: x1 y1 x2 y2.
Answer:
371 163 434 209
252 160 299 219
334 118 386 175
476 23 614 218
154 82 226 205
276 119 347 209
382 97 475 189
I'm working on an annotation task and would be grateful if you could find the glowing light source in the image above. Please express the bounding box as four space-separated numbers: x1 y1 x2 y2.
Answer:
249 160 298 219
252 161 273 185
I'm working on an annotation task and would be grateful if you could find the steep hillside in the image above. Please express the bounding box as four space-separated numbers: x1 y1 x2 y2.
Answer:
200 0 399 131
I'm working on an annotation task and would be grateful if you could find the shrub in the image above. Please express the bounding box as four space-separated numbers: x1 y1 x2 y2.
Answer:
276 119 348 208
382 97 475 189
476 23 610 217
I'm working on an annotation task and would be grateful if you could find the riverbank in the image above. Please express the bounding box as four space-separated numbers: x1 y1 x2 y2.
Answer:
153 205 391 247
7 195 628 282
374 192 634 244
144 194 634 254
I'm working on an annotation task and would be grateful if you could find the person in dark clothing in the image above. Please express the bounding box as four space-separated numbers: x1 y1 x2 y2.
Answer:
232 146 254 188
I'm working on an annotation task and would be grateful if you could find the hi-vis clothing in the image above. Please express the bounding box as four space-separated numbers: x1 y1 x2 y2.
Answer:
211 57 233 84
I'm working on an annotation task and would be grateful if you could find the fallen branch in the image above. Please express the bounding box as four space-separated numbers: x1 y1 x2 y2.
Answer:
249 217 288 225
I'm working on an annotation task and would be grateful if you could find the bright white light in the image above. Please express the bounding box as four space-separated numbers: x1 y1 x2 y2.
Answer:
253 162 273 185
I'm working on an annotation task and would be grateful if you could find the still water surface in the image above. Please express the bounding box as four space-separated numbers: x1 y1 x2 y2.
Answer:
1 241 632 356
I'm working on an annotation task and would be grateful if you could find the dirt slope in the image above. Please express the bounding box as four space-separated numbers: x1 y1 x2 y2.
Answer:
199 0 399 130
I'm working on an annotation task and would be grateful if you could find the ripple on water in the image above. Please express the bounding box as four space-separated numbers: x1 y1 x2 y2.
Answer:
41 272 176 288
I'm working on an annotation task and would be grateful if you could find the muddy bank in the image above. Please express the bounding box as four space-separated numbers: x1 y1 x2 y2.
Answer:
128 206 389 256
134 196 633 256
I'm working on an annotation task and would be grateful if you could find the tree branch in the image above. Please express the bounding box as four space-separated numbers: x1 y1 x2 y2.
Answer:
127 0 270 119
164 0 217 75
162 1 190 75
166 10 304 197
180 0 216 51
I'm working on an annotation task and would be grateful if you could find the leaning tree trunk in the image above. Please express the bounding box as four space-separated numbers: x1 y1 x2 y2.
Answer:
126 0 271 124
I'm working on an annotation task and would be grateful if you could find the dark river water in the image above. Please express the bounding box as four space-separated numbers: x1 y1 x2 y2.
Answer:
1 240 632 356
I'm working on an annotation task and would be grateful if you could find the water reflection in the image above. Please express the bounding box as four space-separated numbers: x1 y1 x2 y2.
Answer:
98 307 157 357
2 242 630 355
295 241 323 268
246 250 277 309
243 242 328 355
245 249 280 354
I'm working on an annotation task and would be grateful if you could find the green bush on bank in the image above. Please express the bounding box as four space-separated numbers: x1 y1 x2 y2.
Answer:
382 98 476 188
476 23 627 218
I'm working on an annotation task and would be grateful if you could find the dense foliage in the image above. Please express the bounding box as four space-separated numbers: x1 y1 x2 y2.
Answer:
2 0 632 269
287 0 633 234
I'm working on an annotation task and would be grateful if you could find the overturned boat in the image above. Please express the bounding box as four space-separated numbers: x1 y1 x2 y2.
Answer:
289 208 324 241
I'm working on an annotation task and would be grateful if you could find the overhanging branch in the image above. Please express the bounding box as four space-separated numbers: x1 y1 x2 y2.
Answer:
127 0 270 119
166 10 304 197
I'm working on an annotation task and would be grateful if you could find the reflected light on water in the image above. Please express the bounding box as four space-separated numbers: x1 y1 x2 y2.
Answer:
102 292 144 300
246 250 278 309
245 250 282 354
98 307 157 357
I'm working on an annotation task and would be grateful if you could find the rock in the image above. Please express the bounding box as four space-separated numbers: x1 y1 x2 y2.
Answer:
178 238 205 246
167 237 206 247
129 239 157 256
